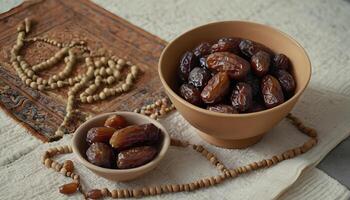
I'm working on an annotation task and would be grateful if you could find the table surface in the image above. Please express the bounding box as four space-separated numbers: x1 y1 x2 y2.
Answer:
1 0 350 191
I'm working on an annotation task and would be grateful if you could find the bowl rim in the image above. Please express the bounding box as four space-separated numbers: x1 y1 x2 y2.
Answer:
158 20 311 118
72 111 170 174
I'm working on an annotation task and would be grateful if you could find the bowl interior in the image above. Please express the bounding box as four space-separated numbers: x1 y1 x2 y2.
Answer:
159 21 311 113
72 112 170 173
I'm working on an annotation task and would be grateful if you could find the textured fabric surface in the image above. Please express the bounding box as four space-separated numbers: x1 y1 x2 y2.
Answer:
1 0 350 199
279 168 350 200
1 89 350 200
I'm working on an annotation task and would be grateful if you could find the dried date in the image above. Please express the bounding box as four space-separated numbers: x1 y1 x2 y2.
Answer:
248 101 266 113
188 67 212 89
272 54 290 71
86 189 103 199
59 182 79 195
211 37 241 54
206 52 250 80
244 73 260 97
117 146 157 169
199 56 208 68
261 75 285 108
104 115 127 130
239 39 272 58
193 42 211 57
86 127 116 144
251 51 270 77
109 123 161 150
86 142 114 168
179 51 197 82
179 83 202 106
207 104 238 114
231 82 253 112
273 69 296 97
201 72 230 104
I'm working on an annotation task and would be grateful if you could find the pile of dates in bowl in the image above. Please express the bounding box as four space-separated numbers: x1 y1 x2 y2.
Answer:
178 37 296 114
85 115 163 169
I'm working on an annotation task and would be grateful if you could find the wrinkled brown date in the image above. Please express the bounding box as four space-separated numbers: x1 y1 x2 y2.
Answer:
179 83 202 106
248 101 266 113
201 72 230 104
86 189 103 199
193 42 212 57
206 52 250 80
104 115 127 130
188 67 212 89
211 37 241 54
251 51 270 77
207 104 238 114
261 75 285 108
231 82 253 112
117 146 157 169
59 182 79 195
273 54 290 71
179 51 197 82
109 123 161 150
86 142 114 168
244 73 261 97
273 69 296 97
86 127 116 144
239 39 273 58
199 56 208 68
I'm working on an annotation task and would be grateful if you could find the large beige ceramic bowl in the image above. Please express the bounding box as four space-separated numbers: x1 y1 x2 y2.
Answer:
158 21 311 149
72 112 170 181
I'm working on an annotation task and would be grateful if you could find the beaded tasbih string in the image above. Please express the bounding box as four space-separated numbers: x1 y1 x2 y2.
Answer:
9 18 150 140
42 113 318 199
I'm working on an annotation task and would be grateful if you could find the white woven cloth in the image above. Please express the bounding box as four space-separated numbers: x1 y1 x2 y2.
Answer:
1 0 350 199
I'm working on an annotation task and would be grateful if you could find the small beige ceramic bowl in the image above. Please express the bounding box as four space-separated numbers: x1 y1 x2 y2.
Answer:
158 21 311 149
72 112 170 182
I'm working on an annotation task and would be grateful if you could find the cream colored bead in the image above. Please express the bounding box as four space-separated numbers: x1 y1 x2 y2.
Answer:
107 76 115 84
87 96 93 103
50 83 57 89
131 65 138 77
93 95 99 101
89 84 97 91
105 89 111 97
100 57 107 64
113 71 120 79
85 57 92 65
116 64 123 70
99 67 106 76
30 82 37 89
57 81 64 88
26 70 34 77
38 85 45 91
110 89 116 96
99 92 106 100
36 77 42 84
86 88 93 95
122 83 131 91
107 59 115 68
94 60 102 68
25 78 31 85
87 69 94 78
106 67 113 75
117 58 126 66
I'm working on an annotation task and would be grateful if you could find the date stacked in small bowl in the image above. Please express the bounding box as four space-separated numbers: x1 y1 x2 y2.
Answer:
72 112 170 181
159 21 311 148
178 38 296 113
